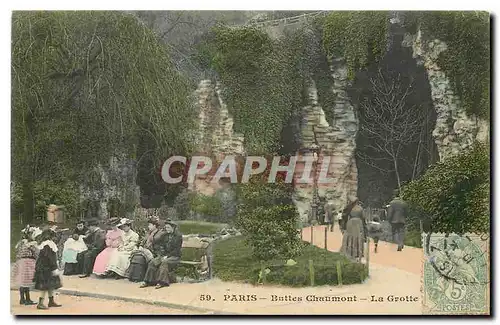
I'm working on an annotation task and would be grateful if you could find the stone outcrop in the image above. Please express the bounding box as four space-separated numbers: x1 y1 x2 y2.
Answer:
293 58 358 222
403 30 489 161
79 154 140 219
192 80 245 195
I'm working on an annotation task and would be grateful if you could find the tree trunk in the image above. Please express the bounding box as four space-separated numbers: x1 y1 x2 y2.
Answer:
393 157 402 192
21 161 34 224
412 135 422 180
21 109 36 224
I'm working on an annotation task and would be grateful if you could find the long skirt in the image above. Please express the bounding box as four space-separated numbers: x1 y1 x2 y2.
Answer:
12 258 36 288
106 250 134 277
128 253 148 282
77 249 101 275
34 269 62 291
340 217 365 260
93 247 117 275
143 256 180 285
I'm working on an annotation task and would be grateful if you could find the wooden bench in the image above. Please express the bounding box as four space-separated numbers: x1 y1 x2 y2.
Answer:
178 236 214 280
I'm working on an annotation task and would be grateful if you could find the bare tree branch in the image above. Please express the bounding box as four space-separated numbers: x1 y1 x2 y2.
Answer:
357 70 428 188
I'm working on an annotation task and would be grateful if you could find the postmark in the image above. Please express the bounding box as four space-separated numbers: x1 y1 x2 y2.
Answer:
422 233 490 315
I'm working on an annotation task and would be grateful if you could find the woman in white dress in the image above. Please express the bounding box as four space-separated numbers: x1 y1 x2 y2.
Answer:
106 218 139 278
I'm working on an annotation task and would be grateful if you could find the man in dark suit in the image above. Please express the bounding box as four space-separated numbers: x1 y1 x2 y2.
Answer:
77 218 106 278
387 189 409 251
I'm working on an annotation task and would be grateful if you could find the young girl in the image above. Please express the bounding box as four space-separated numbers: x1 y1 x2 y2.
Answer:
12 226 39 305
33 229 63 310
367 216 384 253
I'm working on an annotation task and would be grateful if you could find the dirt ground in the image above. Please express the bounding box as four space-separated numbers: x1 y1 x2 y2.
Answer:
10 291 204 315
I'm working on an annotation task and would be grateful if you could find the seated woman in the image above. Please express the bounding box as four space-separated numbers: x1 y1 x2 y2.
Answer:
128 217 162 282
105 218 139 279
92 218 123 277
140 220 183 289
61 227 88 276
61 221 88 275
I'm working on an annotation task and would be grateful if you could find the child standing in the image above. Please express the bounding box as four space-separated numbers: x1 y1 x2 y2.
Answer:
33 229 63 310
12 226 39 305
367 216 383 253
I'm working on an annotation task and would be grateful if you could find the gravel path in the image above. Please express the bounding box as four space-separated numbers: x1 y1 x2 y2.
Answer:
10 292 204 315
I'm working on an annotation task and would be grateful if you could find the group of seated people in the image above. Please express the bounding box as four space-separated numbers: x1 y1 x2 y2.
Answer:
58 216 183 289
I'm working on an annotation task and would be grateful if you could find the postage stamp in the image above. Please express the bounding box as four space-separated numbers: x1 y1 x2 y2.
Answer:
422 233 490 315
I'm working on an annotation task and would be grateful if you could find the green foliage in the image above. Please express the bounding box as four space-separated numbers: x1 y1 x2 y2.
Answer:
402 142 490 235
322 11 389 79
404 230 423 248
235 177 302 261
11 180 79 222
212 236 367 286
190 193 223 221
407 11 490 119
202 25 307 154
12 11 196 222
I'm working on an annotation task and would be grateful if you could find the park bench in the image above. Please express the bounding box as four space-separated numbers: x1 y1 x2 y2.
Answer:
178 236 214 281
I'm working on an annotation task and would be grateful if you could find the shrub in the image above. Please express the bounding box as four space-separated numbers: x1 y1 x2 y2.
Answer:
402 141 490 235
189 193 223 222
235 176 302 261
237 205 303 261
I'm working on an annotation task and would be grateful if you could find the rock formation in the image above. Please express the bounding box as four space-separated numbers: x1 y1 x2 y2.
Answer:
293 60 358 222
79 154 140 219
192 80 245 195
403 30 489 161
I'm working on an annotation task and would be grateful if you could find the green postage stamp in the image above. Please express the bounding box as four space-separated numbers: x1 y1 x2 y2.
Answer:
422 233 490 315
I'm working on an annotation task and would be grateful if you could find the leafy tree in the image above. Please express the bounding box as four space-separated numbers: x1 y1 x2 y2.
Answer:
12 11 196 222
401 142 490 235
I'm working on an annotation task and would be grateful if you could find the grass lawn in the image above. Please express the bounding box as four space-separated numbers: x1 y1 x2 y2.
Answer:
176 220 227 235
212 236 368 287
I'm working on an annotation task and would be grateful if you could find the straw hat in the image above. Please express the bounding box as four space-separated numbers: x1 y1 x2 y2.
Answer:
117 218 133 228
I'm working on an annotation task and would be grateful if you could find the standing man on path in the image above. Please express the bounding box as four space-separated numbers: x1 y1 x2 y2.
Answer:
387 190 408 251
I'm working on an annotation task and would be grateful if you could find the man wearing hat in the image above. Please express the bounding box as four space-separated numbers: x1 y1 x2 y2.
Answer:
387 189 409 251
105 218 139 278
77 218 106 278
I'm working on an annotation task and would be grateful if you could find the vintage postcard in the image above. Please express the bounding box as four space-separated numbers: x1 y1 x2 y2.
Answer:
10 10 490 316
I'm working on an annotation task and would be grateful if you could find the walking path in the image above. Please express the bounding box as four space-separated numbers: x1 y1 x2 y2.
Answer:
301 225 423 275
10 291 201 315
11 225 424 315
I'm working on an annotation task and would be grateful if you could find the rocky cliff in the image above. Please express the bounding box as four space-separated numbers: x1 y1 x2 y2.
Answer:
192 79 245 195
403 30 489 161
293 58 358 222
79 154 140 219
